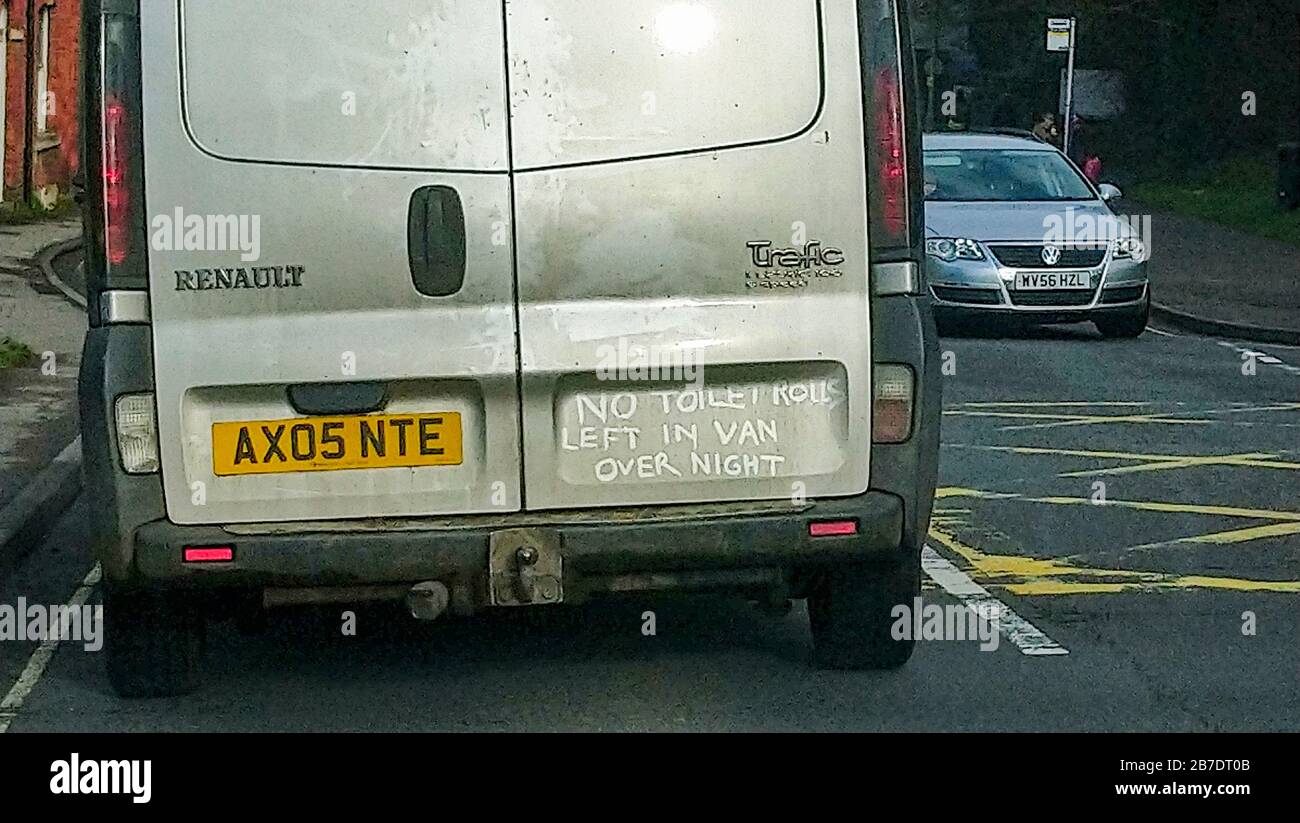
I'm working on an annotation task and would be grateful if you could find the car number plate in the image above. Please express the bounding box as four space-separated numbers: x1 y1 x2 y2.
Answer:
212 413 463 476
1014 271 1091 290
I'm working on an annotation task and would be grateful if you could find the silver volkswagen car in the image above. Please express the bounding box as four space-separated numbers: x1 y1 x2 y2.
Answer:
923 132 1151 338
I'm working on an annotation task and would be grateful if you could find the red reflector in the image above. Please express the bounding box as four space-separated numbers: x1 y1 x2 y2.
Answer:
810 521 858 538
184 546 234 563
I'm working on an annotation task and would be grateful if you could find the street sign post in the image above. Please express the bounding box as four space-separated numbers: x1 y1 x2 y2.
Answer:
1048 18 1078 155
1047 18 1073 52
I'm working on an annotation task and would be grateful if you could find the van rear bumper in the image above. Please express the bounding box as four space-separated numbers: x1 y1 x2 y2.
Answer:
83 297 939 593
129 491 904 592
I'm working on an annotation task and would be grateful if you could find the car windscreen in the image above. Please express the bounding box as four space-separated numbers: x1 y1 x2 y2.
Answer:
923 149 1096 202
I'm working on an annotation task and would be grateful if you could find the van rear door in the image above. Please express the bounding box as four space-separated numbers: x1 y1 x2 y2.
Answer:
506 0 875 509
145 0 876 524
145 1 521 525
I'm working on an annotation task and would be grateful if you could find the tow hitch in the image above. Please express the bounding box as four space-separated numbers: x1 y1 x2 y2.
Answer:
489 528 564 607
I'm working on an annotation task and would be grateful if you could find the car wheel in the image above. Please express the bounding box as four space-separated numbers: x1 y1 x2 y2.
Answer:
1095 293 1151 339
105 586 205 698
807 554 921 670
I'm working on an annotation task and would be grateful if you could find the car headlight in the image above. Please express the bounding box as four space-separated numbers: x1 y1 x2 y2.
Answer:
925 238 985 263
1113 237 1147 261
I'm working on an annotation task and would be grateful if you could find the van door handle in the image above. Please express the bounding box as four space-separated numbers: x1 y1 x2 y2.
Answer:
408 185 467 297
288 382 387 416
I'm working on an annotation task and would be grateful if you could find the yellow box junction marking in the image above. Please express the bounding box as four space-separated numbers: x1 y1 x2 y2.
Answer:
945 444 1300 479
930 488 1300 595
943 401 1300 433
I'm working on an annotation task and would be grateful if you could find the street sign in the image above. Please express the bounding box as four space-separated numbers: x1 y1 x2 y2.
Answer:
1046 18 1079 156
1047 18 1073 52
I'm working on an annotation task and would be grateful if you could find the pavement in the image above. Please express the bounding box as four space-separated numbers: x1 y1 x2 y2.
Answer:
1127 204 1300 341
0 218 85 564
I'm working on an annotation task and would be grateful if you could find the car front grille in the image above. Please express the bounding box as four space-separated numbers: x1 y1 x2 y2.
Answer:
989 245 1107 269
1009 289 1098 307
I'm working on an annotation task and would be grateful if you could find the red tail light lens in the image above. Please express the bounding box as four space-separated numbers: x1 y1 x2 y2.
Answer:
103 95 130 266
872 66 908 246
873 364 915 444
861 1 913 255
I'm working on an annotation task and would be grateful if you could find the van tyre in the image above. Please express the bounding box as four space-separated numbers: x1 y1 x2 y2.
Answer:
1095 294 1151 339
105 587 205 698
808 555 921 670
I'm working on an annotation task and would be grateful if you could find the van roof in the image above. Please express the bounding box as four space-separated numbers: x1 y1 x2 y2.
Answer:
922 132 1058 152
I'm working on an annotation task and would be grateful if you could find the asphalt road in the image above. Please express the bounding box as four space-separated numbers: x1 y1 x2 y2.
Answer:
2 318 1297 731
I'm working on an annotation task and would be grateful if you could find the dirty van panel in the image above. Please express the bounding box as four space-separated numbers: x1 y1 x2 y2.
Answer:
506 0 823 169
142 2 522 525
512 1 872 510
179 0 508 170
552 365 850 488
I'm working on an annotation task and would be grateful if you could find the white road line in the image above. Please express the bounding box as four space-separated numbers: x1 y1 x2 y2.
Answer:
922 546 1068 657
1216 340 1300 375
1146 326 1179 338
0 564 101 734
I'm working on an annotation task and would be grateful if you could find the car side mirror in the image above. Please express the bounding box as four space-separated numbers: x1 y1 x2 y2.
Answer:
1098 183 1123 202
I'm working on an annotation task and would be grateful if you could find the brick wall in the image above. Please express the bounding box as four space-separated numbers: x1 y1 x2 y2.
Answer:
2 0 82 203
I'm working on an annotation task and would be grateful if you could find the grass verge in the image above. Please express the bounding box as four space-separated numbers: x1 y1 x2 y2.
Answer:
0 338 37 370
0 198 77 226
1129 154 1300 246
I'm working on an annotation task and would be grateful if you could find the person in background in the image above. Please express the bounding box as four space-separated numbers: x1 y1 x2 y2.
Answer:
1069 114 1104 184
1032 113 1061 147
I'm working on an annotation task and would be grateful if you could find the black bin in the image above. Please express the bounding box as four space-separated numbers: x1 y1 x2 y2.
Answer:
1280 143 1300 210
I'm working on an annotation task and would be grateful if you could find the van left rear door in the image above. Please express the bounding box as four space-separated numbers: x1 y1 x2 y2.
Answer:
143 0 520 525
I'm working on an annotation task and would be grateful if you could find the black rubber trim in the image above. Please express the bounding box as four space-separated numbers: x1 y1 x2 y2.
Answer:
80 326 168 582
131 490 904 587
869 294 942 553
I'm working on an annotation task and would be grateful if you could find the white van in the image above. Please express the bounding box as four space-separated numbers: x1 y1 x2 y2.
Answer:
80 0 940 696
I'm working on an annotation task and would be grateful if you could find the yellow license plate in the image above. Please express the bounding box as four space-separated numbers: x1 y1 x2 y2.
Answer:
212 413 463 477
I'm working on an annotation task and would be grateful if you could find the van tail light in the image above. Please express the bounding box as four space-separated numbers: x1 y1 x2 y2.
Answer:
95 12 148 299
873 365 915 444
114 393 160 474
871 67 908 246
103 95 130 266
862 1 914 256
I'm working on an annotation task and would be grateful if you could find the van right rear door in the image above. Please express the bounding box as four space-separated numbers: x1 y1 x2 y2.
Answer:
506 0 877 511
